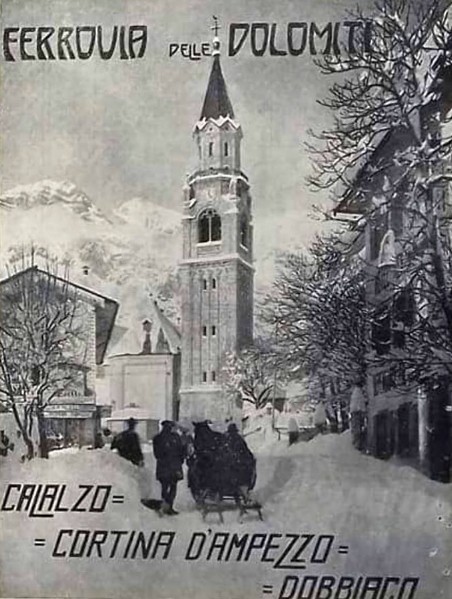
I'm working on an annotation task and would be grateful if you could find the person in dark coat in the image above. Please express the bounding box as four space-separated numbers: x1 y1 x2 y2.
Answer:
111 418 144 466
178 426 195 462
224 423 256 494
94 432 105 449
153 421 185 515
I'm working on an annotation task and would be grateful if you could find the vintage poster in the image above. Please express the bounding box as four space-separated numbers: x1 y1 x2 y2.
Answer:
1 0 452 598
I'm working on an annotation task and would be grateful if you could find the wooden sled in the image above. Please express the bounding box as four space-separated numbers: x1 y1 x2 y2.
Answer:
197 491 263 524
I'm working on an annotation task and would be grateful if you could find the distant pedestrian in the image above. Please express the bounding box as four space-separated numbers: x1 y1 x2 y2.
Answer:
102 427 112 443
314 403 328 435
153 421 185 515
94 431 105 449
111 418 144 466
0 430 13 457
350 385 367 452
287 417 299 446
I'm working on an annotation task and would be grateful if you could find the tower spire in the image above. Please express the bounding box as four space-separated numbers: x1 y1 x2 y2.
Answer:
200 17 234 120
179 20 253 422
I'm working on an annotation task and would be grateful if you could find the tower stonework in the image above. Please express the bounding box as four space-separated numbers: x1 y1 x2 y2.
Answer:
179 38 254 421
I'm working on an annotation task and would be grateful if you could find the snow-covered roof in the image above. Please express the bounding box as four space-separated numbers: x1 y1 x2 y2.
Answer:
150 300 181 354
0 266 119 364
334 10 452 216
107 299 180 357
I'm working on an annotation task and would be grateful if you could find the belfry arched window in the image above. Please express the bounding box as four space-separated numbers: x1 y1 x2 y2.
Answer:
198 209 221 243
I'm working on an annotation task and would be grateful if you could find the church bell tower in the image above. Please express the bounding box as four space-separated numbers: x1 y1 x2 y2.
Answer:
179 32 254 421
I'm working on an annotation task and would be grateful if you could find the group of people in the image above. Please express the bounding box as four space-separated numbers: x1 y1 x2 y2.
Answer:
110 417 253 516
111 418 182 514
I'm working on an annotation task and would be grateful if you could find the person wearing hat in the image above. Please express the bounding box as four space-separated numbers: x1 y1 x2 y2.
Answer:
152 421 185 515
111 418 144 467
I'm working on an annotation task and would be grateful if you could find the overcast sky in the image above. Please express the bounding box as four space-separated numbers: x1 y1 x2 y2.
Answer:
2 0 376 251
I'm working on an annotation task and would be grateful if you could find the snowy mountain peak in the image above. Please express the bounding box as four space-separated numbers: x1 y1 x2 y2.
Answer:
0 180 182 336
0 180 109 224
113 197 181 233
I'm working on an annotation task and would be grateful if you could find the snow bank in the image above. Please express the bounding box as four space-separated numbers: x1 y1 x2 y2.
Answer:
0 430 451 599
0 446 145 503
255 431 452 599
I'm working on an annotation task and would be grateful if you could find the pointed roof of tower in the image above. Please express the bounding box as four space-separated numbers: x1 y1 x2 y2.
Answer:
150 300 181 354
200 53 234 120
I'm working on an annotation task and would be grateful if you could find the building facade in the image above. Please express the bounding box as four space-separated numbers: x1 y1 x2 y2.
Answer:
105 300 181 438
334 54 452 482
179 38 254 421
0 266 118 449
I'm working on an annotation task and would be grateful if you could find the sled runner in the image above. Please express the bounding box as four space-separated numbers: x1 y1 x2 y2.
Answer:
140 498 163 512
196 491 263 524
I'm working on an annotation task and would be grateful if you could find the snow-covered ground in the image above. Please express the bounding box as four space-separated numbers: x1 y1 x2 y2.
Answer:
0 432 451 599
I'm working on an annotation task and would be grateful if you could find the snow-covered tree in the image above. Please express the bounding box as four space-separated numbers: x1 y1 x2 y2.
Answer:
307 0 452 480
265 233 368 397
0 253 88 459
220 340 281 410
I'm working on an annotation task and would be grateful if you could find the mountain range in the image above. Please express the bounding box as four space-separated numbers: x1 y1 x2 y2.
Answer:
0 179 314 353
0 180 181 347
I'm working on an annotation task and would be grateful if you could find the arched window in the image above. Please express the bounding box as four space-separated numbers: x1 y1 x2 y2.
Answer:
198 209 221 243
240 216 248 248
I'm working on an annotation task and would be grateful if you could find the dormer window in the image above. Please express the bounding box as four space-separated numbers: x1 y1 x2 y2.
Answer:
198 209 221 243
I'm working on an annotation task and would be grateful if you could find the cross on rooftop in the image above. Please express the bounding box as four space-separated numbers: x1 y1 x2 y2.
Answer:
211 16 220 37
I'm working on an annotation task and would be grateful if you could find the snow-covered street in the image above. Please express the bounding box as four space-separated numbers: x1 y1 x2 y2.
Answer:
0 432 451 599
